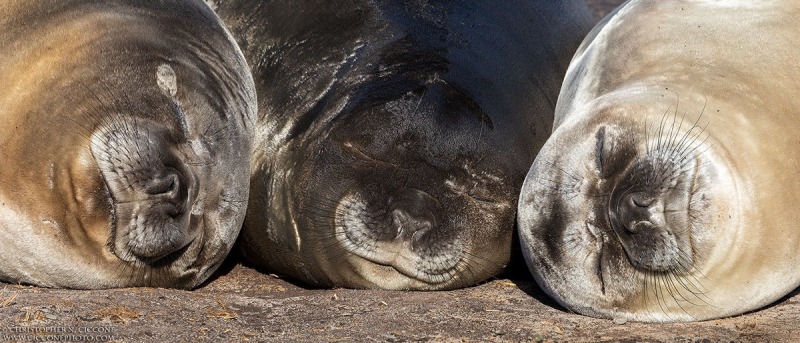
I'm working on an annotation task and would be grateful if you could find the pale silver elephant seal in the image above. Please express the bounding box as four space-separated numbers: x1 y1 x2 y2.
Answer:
519 0 800 322
210 0 593 290
0 0 256 289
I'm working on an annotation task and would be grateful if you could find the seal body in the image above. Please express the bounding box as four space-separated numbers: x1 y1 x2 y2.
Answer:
518 0 800 321
0 0 256 289
210 0 593 290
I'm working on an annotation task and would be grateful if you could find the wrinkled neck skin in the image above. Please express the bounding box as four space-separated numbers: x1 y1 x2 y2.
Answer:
219 0 594 289
0 0 255 289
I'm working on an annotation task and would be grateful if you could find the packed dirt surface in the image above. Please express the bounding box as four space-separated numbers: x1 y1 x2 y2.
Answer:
2 262 799 342
4 1 799 342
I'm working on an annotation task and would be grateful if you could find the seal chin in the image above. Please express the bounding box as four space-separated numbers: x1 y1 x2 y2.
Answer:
334 190 464 287
349 259 455 290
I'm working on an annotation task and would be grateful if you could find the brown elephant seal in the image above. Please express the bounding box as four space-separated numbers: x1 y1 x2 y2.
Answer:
518 0 800 322
209 0 594 290
0 0 256 289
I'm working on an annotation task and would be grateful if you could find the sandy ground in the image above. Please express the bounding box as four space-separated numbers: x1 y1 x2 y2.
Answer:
5 1 800 342
2 261 799 342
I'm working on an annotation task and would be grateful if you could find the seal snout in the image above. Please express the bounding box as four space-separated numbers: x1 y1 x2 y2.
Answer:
608 157 694 273
618 191 660 234
391 209 433 245
387 188 439 246
141 169 187 217
125 167 195 263
91 119 200 265
334 187 463 284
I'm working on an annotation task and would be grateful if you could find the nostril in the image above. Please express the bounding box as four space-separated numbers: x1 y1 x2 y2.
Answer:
144 172 180 197
141 170 189 220
612 191 659 236
392 210 407 238
392 209 434 241
628 192 654 208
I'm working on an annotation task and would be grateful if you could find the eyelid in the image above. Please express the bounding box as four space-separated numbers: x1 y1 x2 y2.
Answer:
595 126 606 175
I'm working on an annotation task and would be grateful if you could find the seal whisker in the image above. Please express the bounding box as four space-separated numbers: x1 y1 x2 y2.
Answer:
655 105 674 152
664 106 689 158
674 250 713 297
647 271 669 320
671 274 710 306
674 123 710 162
657 273 683 322
658 89 682 155
669 100 707 160
665 273 699 317
659 104 683 159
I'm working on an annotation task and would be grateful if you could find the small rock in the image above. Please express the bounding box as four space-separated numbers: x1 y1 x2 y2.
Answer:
612 317 627 325
45 314 57 320
384 333 400 342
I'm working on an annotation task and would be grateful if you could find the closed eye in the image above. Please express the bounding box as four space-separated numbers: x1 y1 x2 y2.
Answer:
595 126 605 175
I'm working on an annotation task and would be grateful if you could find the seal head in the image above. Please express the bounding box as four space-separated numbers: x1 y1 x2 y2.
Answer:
519 0 800 322
284 82 517 289
519 94 741 321
0 0 255 289
215 0 594 290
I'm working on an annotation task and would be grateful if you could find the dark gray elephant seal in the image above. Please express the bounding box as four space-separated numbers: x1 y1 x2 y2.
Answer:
519 0 800 322
210 0 593 290
0 0 256 289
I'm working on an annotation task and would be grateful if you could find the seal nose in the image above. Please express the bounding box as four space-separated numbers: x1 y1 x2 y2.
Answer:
144 172 179 196
142 170 188 217
126 168 194 262
388 188 439 245
620 191 657 233
392 209 433 243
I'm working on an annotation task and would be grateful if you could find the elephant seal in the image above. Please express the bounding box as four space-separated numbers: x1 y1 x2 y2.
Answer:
210 0 593 290
518 0 800 322
0 0 256 289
